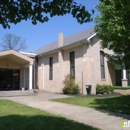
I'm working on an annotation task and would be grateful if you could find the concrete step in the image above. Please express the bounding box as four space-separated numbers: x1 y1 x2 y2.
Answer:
0 90 35 97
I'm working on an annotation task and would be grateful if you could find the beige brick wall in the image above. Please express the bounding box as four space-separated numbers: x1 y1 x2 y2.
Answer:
37 37 114 95
37 57 43 90
20 67 29 90
44 53 60 92
88 37 115 93
25 68 29 89
63 45 85 94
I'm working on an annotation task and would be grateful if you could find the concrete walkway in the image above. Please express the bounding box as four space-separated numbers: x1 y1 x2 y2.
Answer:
1 91 130 130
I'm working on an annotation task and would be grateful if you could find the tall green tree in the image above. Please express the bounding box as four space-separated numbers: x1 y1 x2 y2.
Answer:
95 0 130 68
0 0 93 29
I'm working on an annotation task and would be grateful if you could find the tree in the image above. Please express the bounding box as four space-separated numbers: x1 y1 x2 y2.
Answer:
0 34 27 51
95 0 130 68
0 0 94 29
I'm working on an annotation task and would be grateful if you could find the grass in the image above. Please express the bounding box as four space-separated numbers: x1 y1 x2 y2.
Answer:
52 95 130 115
114 86 130 89
0 99 99 130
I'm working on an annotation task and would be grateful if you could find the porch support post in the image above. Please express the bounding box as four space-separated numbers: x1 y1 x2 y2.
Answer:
122 69 128 87
29 64 33 91
123 69 126 79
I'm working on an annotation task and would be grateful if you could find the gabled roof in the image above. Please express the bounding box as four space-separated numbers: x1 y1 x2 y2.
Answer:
35 41 58 55
0 50 34 64
34 26 95 55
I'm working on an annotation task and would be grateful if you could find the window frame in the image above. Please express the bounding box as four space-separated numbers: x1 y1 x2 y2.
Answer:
49 57 53 80
100 51 105 79
70 51 75 78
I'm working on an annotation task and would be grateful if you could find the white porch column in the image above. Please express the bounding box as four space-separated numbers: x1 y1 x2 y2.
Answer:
122 68 128 87
123 69 126 79
22 68 26 91
29 64 33 90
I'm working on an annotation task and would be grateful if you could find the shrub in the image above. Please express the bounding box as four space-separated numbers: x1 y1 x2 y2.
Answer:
62 74 80 94
62 87 70 94
96 84 105 94
103 85 109 94
70 84 80 94
109 85 114 93
96 84 114 94
63 74 74 88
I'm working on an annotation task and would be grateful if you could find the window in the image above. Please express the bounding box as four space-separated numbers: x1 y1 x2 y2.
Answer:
100 51 105 79
70 51 75 78
49 57 53 80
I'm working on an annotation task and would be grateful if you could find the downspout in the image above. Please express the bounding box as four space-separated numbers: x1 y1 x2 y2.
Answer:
82 44 84 95
34 57 35 90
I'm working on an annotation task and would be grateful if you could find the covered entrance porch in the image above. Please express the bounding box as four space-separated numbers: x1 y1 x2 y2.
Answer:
108 63 130 87
114 64 130 87
108 63 130 95
0 50 34 91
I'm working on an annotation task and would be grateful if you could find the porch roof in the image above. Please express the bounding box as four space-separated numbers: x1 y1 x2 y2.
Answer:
0 50 34 65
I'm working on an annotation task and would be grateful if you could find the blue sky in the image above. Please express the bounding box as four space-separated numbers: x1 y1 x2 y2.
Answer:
0 0 99 52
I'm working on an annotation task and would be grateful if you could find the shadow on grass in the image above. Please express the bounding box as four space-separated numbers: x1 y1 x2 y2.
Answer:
0 115 98 130
90 95 130 119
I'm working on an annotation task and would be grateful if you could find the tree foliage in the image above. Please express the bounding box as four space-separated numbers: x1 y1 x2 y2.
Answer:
0 0 93 29
0 34 27 51
95 0 130 68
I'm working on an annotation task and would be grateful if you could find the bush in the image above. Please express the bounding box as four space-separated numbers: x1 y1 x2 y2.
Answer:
103 85 109 94
109 85 114 93
96 84 105 94
62 87 70 94
96 84 114 94
70 84 80 94
62 74 80 94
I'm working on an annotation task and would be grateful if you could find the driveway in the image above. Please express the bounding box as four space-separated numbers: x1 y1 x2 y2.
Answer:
0 90 130 130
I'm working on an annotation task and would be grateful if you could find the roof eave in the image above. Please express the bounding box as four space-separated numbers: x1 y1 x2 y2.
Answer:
36 33 97 57
36 39 87 57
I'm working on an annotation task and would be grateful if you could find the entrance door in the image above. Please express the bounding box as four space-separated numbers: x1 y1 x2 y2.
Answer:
115 69 122 86
0 69 20 90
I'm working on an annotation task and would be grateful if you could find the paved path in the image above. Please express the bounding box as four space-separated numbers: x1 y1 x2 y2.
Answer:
1 91 130 130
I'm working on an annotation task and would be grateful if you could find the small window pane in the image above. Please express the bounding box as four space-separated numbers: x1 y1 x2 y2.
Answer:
70 52 75 78
49 57 53 80
100 51 105 79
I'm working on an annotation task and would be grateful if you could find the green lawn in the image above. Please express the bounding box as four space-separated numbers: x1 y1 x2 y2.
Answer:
114 86 130 89
0 100 99 130
52 95 130 115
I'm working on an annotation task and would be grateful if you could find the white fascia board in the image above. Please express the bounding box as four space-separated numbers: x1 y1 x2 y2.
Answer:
87 33 96 42
20 51 37 56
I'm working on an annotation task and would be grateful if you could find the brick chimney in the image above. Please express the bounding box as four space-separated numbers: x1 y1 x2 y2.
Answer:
58 32 63 47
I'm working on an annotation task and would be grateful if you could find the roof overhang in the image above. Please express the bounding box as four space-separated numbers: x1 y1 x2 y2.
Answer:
0 50 34 65
36 32 97 57
37 39 87 57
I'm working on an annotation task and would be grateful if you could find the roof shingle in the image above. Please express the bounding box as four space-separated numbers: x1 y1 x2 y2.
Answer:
34 26 95 55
